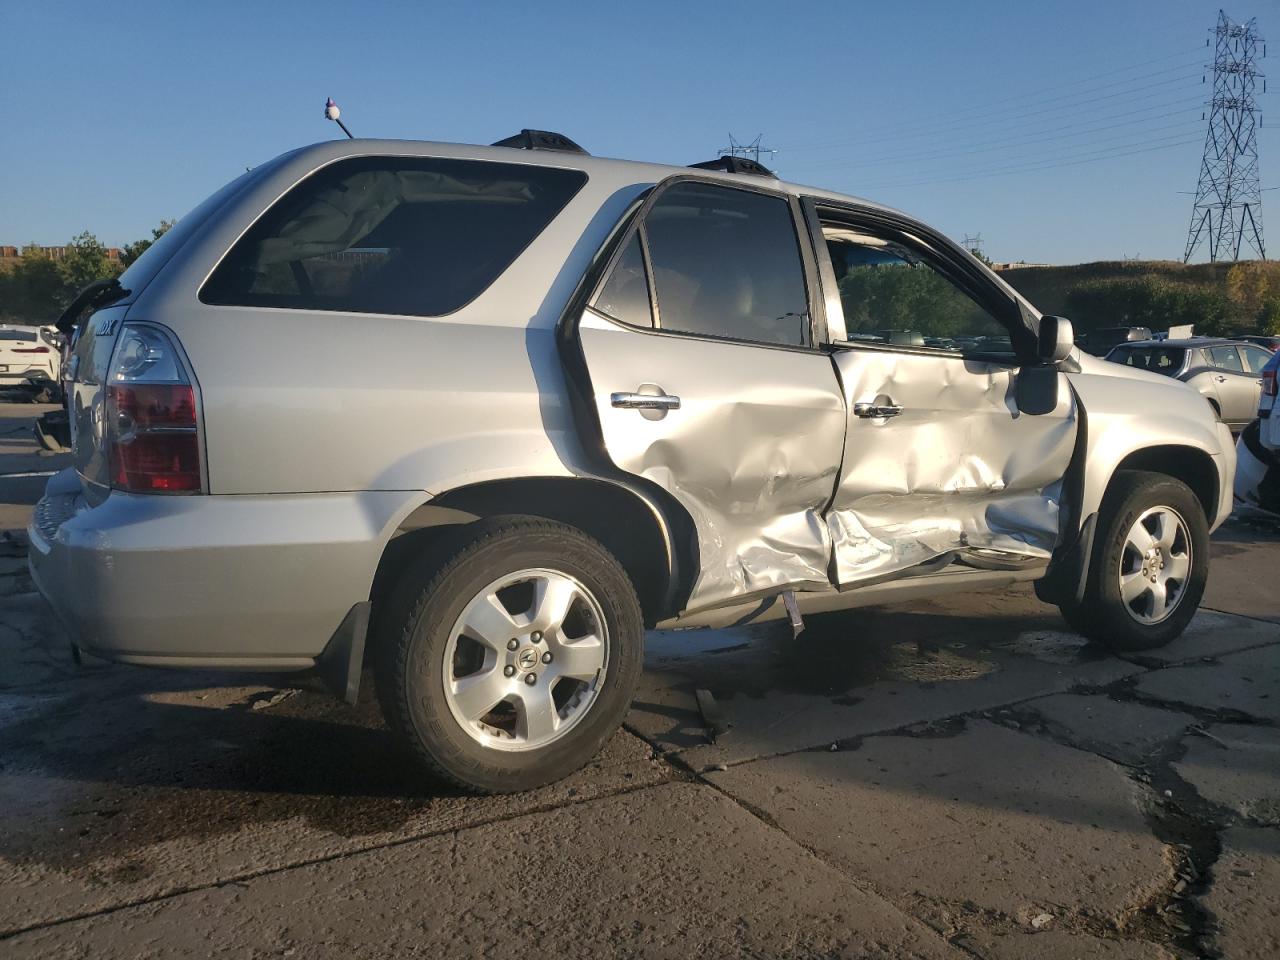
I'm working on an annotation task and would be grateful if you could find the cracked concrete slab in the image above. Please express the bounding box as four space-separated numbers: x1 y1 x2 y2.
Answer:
1204 520 1280 625
633 597 1142 767
1025 694 1192 766
1196 826 1280 960
1118 610 1280 666
1174 724 1280 825
0 685 669 935
707 721 1172 926
2 782 963 959
963 930 1176 959
1133 645 1280 723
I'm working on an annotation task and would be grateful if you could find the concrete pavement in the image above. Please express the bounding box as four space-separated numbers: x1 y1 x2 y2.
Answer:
1 400 1278 958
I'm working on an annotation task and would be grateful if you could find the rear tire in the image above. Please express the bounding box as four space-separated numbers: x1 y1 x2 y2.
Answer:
1058 470 1208 651
375 516 643 794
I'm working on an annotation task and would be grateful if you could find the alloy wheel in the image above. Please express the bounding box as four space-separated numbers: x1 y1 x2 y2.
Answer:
441 568 609 751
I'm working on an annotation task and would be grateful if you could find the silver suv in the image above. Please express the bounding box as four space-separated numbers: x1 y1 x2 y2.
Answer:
29 134 1236 792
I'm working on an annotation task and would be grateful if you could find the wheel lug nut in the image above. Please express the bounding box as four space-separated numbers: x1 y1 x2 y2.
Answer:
531 631 543 643
507 639 519 651
524 673 537 685
504 665 516 677
542 651 552 664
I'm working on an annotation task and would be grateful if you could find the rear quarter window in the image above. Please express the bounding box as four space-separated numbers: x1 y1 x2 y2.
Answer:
200 157 587 317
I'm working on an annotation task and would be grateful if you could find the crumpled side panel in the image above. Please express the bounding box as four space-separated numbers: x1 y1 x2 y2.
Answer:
579 312 847 610
829 349 1077 586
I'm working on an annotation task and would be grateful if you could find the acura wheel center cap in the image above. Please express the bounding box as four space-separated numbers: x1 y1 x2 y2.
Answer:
517 646 539 671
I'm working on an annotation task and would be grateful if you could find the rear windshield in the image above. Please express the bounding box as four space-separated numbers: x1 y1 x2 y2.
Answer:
1108 345 1186 375
200 156 587 317
0 329 38 341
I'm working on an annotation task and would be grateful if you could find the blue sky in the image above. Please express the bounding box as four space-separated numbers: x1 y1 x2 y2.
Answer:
2 0 1274 264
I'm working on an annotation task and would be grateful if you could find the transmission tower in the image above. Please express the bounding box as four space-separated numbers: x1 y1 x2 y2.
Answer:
961 233 985 258
1183 10 1267 262
719 134 778 167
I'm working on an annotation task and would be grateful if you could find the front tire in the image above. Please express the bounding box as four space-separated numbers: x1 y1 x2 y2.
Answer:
376 516 643 793
1058 470 1209 651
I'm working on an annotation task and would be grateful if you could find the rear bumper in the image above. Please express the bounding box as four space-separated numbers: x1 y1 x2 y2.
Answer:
27 469 417 667
0 369 56 387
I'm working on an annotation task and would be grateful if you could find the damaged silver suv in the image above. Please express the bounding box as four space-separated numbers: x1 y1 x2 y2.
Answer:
30 133 1235 792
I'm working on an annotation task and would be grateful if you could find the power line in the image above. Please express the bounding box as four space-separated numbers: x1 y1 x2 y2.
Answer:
852 133 1205 193
783 44 1206 141
1184 11 1267 262
789 103 1202 175
790 67 1206 155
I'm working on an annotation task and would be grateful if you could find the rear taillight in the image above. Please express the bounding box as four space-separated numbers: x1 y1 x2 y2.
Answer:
1264 368 1277 398
11 345 50 353
105 324 203 493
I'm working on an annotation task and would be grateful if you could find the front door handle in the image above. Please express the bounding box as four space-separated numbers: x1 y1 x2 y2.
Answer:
854 401 904 419
1214 375 1228 383
611 392 681 411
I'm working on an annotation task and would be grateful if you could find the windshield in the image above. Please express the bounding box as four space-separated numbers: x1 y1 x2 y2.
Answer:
1107 345 1186 376
0 329 38 342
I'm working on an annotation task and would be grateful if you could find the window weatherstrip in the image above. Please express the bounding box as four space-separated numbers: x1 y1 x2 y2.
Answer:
801 198 847 344
637 224 662 330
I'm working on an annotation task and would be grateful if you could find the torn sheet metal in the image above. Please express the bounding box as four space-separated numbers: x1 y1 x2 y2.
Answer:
578 310 847 610
828 348 1078 586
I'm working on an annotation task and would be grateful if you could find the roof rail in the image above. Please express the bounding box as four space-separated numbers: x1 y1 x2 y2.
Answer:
688 155 777 178
491 129 589 155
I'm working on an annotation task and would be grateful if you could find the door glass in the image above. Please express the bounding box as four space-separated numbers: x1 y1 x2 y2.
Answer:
823 229 1011 357
1209 345 1244 372
642 183 809 347
592 232 653 328
1241 344 1273 373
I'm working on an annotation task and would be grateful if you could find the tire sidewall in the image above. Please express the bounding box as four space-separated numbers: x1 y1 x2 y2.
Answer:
395 523 642 791
1093 474 1209 649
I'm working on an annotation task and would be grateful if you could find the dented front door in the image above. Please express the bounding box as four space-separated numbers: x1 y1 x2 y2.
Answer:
827 347 1077 584
808 202 1078 585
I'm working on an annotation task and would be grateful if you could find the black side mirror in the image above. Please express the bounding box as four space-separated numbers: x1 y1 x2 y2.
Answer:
1038 316 1074 364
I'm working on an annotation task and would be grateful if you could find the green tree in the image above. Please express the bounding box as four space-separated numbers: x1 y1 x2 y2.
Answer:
1225 261 1280 316
0 245 67 324
121 219 175 268
59 231 121 294
1258 298 1280 337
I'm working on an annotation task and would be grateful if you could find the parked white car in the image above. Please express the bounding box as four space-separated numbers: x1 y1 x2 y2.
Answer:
0 324 62 401
1234 351 1279 514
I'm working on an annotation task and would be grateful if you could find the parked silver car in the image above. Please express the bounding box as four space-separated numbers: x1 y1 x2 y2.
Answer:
1105 338 1272 432
29 134 1235 792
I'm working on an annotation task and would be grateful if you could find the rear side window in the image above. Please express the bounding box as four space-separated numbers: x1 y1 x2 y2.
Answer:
201 157 587 317
1241 344 1273 373
1209 345 1244 372
593 232 653 328
643 182 809 347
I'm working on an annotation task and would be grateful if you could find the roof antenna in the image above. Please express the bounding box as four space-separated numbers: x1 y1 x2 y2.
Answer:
324 97 354 139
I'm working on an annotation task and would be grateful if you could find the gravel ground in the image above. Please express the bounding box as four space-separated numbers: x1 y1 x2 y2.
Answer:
2 399 1278 958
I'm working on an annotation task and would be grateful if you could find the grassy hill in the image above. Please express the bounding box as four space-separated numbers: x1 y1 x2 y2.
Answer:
995 260 1277 336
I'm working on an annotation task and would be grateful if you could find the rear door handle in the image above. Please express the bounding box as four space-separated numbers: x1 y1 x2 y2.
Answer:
854 402 904 419
1214 375 1228 383
611 392 681 410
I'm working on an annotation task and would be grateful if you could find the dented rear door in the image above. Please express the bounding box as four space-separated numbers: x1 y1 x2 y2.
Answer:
574 179 847 612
